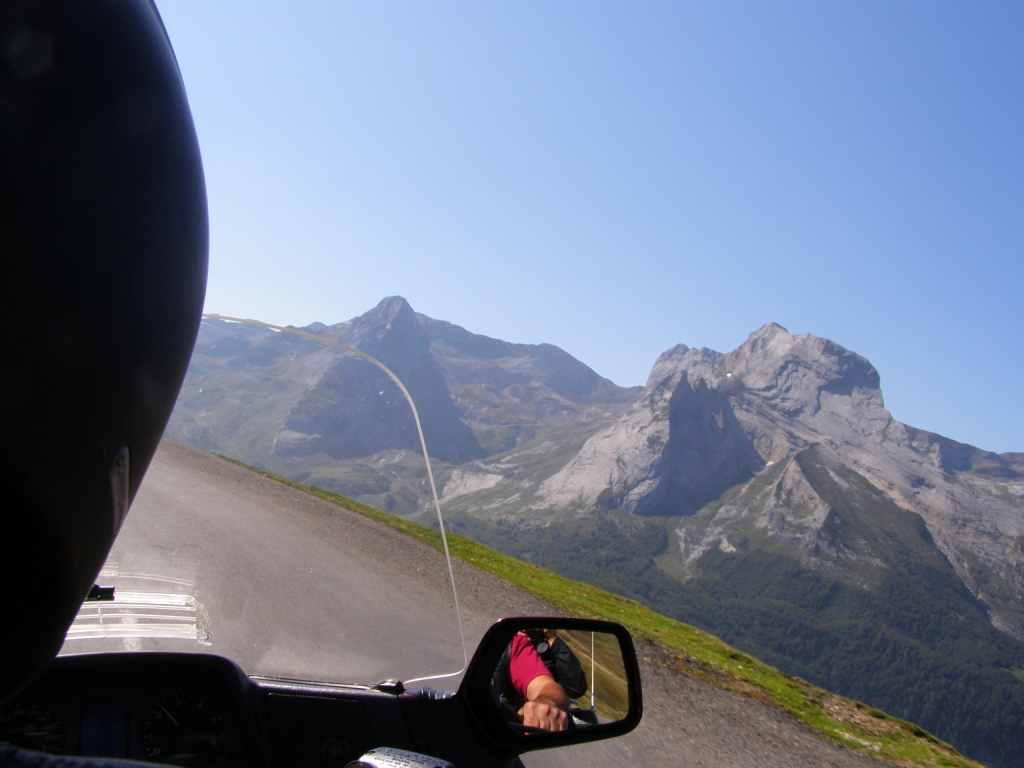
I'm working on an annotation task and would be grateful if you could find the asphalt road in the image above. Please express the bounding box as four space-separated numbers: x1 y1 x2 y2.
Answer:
67 440 888 768
68 439 556 686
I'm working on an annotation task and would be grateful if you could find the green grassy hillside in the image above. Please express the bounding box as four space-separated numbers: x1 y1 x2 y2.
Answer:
222 455 984 768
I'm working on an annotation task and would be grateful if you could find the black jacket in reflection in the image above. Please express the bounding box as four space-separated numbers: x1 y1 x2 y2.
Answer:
537 636 588 700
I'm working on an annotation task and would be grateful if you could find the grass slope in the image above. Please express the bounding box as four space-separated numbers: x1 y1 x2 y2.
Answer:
220 455 980 768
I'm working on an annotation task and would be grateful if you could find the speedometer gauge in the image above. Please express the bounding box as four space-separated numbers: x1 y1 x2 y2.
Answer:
141 692 227 766
0 702 66 753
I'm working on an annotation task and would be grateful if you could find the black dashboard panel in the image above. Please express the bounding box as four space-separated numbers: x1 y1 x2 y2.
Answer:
3 655 261 767
253 681 412 768
262 693 376 768
2 654 420 768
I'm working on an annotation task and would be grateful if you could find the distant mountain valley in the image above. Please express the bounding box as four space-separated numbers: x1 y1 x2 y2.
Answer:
168 296 1024 768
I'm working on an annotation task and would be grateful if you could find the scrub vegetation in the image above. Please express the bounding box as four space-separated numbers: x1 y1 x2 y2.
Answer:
222 456 983 768
559 628 629 721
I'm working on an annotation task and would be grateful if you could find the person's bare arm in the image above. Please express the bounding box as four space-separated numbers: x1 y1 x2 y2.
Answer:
519 673 570 731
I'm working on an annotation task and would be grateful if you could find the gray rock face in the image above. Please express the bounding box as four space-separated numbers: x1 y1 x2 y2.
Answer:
674 443 948 588
539 344 765 516
539 323 1024 637
282 297 484 463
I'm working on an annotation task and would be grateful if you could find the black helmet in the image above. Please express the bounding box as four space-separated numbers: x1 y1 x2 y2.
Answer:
0 0 208 699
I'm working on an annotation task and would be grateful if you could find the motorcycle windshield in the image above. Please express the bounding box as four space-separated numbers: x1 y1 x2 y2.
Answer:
59 321 468 689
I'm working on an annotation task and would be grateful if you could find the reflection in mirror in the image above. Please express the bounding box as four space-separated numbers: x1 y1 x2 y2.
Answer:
489 628 628 734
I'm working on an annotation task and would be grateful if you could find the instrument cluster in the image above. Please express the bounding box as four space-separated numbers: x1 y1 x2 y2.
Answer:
0 655 251 768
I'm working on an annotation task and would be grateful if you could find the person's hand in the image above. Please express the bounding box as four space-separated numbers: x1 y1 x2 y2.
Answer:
519 699 568 731
520 674 570 731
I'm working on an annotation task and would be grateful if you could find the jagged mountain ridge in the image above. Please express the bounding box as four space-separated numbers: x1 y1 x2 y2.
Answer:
167 296 640 511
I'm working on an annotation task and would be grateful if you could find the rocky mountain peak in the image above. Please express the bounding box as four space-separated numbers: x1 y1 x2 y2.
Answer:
363 294 414 322
348 295 420 352
640 326 883 427
742 321 791 351
723 326 882 413
274 295 486 464
652 343 692 367
646 343 693 382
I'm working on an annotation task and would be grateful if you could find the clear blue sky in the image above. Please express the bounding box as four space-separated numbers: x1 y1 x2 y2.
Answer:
156 1 1022 454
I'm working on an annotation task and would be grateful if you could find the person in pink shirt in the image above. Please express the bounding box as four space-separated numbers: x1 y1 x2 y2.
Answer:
494 632 571 731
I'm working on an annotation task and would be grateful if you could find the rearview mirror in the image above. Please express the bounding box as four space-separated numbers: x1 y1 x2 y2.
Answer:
457 617 642 753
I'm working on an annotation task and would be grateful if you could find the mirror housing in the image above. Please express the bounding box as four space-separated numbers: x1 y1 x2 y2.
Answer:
456 617 642 753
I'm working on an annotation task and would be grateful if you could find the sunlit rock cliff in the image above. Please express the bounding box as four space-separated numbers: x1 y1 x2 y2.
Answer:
537 322 1024 638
